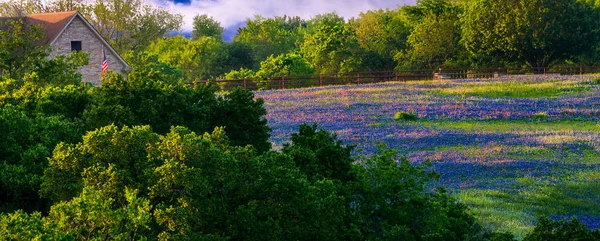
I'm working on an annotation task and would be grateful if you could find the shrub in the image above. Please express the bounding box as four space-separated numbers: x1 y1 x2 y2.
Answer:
524 217 600 241
532 112 548 119
395 111 418 121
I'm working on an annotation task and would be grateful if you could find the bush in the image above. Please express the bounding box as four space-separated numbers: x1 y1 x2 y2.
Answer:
524 217 600 241
395 111 418 121
532 112 548 119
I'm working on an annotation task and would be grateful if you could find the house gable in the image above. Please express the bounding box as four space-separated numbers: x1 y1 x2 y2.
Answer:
2 11 130 86
47 13 130 85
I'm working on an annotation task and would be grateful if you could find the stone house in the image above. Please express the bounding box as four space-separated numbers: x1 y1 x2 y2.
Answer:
1 11 130 85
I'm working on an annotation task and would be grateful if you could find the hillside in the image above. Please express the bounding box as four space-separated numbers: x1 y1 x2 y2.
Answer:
257 76 600 236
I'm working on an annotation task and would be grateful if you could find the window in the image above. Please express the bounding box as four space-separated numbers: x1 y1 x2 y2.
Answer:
71 41 82 52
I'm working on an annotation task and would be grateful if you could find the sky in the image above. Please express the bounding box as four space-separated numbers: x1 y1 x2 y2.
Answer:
154 0 416 40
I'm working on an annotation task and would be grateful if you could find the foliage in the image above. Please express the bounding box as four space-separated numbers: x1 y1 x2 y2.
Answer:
282 124 354 182
234 15 306 68
192 14 224 41
146 35 222 80
301 14 362 74
218 41 255 72
461 0 600 70
395 1 466 69
255 52 315 78
532 112 548 119
36 125 346 240
84 0 183 53
350 147 477 240
523 217 600 241
349 9 411 71
0 19 47 80
210 88 271 153
124 51 184 85
222 68 256 80
395 111 418 121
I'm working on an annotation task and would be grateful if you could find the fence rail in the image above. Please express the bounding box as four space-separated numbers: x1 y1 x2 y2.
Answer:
190 66 600 91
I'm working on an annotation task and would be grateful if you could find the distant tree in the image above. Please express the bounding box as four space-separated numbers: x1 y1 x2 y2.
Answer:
222 68 256 80
301 15 361 74
305 12 345 33
146 36 221 80
192 14 224 41
0 19 47 80
218 42 255 73
461 0 600 71
124 51 184 84
0 0 50 16
88 0 183 53
349 9 411 71
394 0 467 69
234 15 306 68
255 52 315 78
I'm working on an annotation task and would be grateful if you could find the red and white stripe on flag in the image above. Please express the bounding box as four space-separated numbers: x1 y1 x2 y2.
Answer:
101 47 108 74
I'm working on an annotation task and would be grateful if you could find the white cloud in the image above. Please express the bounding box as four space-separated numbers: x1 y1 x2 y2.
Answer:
153 0 415 32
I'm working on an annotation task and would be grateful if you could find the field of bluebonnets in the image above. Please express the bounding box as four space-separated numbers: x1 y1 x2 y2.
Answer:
255 75 600 236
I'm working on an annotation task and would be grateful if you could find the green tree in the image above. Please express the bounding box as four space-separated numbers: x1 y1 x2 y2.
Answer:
349 147 476 240
211 88 271 153
394 0 467 69
301 15 361 74
255 52 315 78
39 125 345 240
147 35 222 80
524 217 600 241
234 15 306 68
192 14 224 41
349 9 411 71
282 124 354 182
218 41 255 73
0 19 47 80
461 0 600 70
86 0 183 53
124 51 184 84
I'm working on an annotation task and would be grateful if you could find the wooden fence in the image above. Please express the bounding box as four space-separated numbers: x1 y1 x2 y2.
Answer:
190 66 600 91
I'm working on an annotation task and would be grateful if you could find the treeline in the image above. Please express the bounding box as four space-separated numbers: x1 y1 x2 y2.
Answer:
4 0 600 82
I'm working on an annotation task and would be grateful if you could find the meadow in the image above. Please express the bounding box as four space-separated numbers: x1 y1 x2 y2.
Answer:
255 75 600 237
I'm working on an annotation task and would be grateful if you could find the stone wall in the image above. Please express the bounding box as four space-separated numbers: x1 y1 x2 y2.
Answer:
49 16 127 86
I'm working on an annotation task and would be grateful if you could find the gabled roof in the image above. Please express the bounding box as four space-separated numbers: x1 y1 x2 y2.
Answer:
24 11 78 44
0 11 131 70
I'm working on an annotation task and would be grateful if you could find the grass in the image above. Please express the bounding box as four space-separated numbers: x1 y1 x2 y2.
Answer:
429 80 590 98
417 120 600 132
458 169 600 237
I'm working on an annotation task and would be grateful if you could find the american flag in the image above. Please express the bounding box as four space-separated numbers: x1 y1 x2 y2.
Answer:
101 46 108 74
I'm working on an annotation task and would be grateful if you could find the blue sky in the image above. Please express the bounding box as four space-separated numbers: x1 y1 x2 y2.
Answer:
155 0 415 40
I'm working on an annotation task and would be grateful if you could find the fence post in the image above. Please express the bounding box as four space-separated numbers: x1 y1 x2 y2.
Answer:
357 72 360 84
319 74 322 87
580 66 583 76
243 78 247 90
282 76 285 89
395 71 398 81
506 68 509 77
544 68 546 75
